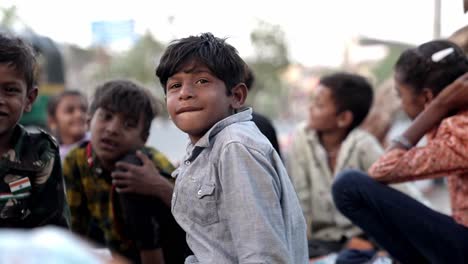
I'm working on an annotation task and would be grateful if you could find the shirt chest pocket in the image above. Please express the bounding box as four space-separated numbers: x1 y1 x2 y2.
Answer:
188 183 219 226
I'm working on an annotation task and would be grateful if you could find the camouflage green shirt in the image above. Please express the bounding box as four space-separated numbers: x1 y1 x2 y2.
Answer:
0 125 69 228
63 141 175 261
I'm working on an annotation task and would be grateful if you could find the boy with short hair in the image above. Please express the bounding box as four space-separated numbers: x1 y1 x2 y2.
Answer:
0 33 68 228
155 33 308 264
286 72 428 258
64 80 188 264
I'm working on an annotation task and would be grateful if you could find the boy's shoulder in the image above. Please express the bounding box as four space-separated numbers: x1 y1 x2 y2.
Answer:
142 146 175 175
214 119 272 155
0 126 60 184
344 128 381 149
62 140 89 167
11 126 59 165
22 126 59 150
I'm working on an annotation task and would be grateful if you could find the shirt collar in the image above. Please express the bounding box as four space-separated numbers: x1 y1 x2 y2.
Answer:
183 108 252 162
193 107 252 149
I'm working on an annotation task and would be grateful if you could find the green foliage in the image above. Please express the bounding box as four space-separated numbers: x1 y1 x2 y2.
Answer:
370 46 403 86
0 5 17 29
246 20 290 118
94 32 165 85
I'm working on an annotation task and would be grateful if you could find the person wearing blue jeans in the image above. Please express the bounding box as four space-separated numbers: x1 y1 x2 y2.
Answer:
332 169 468 263
332 41 468 264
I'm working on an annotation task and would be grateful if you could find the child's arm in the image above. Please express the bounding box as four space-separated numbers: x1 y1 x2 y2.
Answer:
63 150 91 234
369 73 468 183
218 142 292 264
393 72 468 151
28 140 69 228
112 151 174 207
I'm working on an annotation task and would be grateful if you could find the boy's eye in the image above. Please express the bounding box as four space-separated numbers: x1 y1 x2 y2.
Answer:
167 83 181 91
99 111 113 120
124 120 137 128
196 79 208 84
4 86 21 94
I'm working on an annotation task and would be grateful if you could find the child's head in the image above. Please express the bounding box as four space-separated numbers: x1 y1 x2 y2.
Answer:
0 34 38 140
394 40 468 119
88 80 156 169
47 90 88 144
155 33 247 143
156 33 246 95
309 72 373 133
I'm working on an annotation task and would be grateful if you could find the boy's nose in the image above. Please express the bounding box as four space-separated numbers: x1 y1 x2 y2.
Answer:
179 84 195 100
105 118 121 134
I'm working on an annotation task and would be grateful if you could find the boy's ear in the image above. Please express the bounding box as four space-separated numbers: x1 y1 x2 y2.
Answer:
230 83 248 110
141 131 149 143
337 110 353 129
24 87 38 113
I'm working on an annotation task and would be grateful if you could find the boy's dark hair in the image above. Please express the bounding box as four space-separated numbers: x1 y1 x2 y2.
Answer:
47 90 87 118
155 33 245 95
320 72 373 130
89 80 156 138
395 40 468 95
0 33 37 91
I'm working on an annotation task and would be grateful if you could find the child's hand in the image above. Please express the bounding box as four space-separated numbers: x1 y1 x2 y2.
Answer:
435 72 468 112
112 151 173 199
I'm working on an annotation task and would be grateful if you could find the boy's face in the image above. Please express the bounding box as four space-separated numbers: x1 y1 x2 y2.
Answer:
89 107 146 170
308 85 341 132
0 64 37 139
165 61 245 143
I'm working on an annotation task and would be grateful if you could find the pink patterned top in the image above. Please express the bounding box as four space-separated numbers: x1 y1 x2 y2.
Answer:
369 110 468 227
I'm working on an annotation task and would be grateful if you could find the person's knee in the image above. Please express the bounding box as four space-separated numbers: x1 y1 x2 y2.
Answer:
332 169 367 193
332 169 368 211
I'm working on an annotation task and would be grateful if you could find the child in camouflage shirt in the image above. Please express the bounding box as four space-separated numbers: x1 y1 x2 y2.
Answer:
0 33 68 228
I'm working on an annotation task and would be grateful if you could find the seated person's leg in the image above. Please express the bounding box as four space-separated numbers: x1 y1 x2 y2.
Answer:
332 169 468 263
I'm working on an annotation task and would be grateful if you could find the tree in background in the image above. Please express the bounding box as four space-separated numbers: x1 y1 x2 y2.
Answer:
246 20 290 119
94 32 165 86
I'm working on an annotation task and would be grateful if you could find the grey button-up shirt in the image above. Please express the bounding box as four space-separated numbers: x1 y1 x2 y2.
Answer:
171 108 308 264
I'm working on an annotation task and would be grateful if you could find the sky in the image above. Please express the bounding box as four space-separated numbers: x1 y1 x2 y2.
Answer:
4 0 468 67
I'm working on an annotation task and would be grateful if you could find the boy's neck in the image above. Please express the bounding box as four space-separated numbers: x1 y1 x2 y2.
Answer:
97 158 115 172
317 129 348 152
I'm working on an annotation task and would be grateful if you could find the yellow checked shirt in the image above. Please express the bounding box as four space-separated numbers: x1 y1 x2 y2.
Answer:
63 141 175 260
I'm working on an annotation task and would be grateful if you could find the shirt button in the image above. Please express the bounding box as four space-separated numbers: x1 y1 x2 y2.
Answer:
184 160 191 166
197 190 202 196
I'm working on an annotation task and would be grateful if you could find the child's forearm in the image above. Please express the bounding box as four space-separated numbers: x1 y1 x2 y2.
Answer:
400 99 448 148
391 72 468 151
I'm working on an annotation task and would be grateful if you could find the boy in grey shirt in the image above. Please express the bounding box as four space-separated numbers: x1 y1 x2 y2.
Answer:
155 33 308 264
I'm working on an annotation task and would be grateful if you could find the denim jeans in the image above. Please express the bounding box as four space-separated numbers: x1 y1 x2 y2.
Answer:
331 170 468 264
